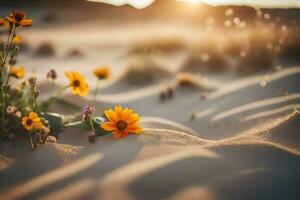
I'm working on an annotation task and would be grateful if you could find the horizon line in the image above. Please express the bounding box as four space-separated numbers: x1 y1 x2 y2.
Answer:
87 0 300 9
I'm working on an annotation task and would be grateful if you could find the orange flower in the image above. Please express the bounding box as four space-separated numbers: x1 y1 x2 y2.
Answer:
22 112 43 131
6 10 32 28
101 106 143 139
0 18 4 26
12 35 22 44
10 66 25 78
65 70 89 96
93 66 110 80
0 18 9 29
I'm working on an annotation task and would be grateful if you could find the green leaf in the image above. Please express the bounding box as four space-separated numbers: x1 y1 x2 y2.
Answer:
41 112 63 134
92 117 109 136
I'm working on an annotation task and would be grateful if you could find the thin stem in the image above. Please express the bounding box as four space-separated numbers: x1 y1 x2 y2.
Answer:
89 117 95 132
52 85 69 99
28 133 35 150
1 25 15 132
51 80 55 95
4 27 17 91
93 79 100 100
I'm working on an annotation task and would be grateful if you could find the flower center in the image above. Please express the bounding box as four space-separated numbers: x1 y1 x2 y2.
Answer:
73 80 80 87
97 74 106 80
14 11 25 22
116 120 128 131
26 119 32 126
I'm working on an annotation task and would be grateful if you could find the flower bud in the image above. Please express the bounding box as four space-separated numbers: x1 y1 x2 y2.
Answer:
47 69 57 80
88 131 96 143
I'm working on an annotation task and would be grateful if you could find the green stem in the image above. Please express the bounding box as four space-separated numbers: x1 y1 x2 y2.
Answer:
89 118 95 132
52 85 69 99
1 25 15 133
3 26 15 87
28 133 35 150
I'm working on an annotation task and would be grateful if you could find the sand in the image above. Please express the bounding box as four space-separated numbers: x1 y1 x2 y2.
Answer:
0 11 299 200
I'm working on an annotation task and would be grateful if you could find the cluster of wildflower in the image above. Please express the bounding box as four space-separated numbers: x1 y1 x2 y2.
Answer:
0 11 54 149
0 10 144 150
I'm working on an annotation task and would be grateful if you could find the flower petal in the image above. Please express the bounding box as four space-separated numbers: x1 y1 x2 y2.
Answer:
113 130 122 139
104 109 118 123
29 112 38 119
101 122 116 131
121 131 128 138
114 106 124 119
127 125 143 134
121 108 132 121
20 19 32 27
127 113 140 125
65 71 72 82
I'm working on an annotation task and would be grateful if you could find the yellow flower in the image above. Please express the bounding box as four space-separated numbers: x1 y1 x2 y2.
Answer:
65 70 89 96
101 106 143 139
0 18 4 26
6 10 32 28
22 112 43 131
0 18 9 29
10 66 25 79
12 35 22 45
93 66 110 80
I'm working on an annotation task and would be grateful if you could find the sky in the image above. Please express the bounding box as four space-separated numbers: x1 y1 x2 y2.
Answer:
87 0 300 9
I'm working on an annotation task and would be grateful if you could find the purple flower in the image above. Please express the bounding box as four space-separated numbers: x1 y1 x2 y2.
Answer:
47 69 57 80
88 131 96 143
82 105 95 121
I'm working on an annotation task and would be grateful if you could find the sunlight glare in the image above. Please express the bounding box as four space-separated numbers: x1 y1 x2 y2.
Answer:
87 0 155 9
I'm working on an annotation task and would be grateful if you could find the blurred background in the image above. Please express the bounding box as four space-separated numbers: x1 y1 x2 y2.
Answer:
0 0 299 86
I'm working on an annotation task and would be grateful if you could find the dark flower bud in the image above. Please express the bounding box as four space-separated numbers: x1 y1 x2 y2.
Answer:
88 131 96 143
9 59 17 65
47 69 57 80
28 77 37 88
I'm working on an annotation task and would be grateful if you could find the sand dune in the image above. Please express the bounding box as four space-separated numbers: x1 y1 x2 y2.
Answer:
211 92 300 122
1 110 299 200
1 13 299 200
240 104 300 121
141 117 199 135
97 140 299 200
206 66 300 100
138 128 208 145
255 112 300 151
